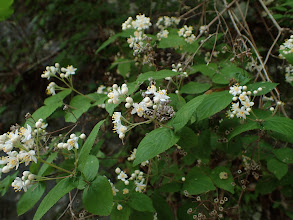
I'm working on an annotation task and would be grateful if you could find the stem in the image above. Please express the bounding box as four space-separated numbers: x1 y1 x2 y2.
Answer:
37 157 73 175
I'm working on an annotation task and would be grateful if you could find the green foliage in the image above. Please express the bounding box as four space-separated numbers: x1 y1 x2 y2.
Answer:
2 2 293 219
128 192 155 212
17 182 46 216
33 178 78 220
133 127 179 166
78 120 105 171
196 91 232 120
183 167 216 195
82 176 113 216
0 0 14 21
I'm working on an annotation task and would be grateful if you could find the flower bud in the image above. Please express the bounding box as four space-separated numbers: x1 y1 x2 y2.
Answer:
70 134 76 139
112 84 118 90
55 63 60 68
115 167 121 174
24 180 31 186
126 97 133 103
2 166 10 173
143 97 151 103
119 133 125 139
23 171 30 177
28 174 36 180
125 103 131 108
35 121 42 128
270 107 274 112
79 133 86 139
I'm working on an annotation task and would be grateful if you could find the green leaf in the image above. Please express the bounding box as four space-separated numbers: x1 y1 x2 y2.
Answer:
44 89 72 105
96 29 134 54
133 127 179 166
0 172 18 196
65 95 92 122
267 158 288 180
273 148 293 164
78 120 105 171
136 70 180 83
158 34 186 48
180 82 210 94
128 192 155 212
152 193 174 220
130 211 154 220
0 0 14 21
82 175 113 216
38 152 58 176
182 167 215 195
228 121 260 140
105 102 119 115
110 205 131 220
30 103 60 123
190 63 217 77
26 89 72 127
263 117 293 143
33 178 77 220
210 166 235 194
246 82 278 96
17 182 46 216
196 91 232 120
116 59 132 78
255 177 278 195
79 155 99 181
168 95 206 132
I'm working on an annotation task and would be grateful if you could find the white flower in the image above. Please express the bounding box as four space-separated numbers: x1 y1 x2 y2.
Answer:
131 102 148 117
67 136 79 150
236 106 250 119
229 85 242 96
12 177 27 192
64 65 77 77
145 85 157 95
46 82 57 96
154 89 170 103
8 130 21 145
241 97 254 108
18 150 37 166
117 204 123 211
20 125 32 142
140 160 149 166
117 171 128 182
135 180 146 192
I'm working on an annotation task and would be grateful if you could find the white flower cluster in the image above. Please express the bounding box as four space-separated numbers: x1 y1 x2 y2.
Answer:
0 125 38 175
227 84 260 119
165 63 188 81
107 84 129 104
122 15 152 54
41 63 77 80
156 16 180 40
115 168 146 193
204 51 220 63
112 112 128 139
122 14 152 31
108 179 119 196
245 60 262 73
280 35 293 57
97 85 111 95
127 148 149 166
199 25 208 35
11 171 36 192
178 25 196 44
285 64 293 83
130 84 170 114
56 133 85 151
